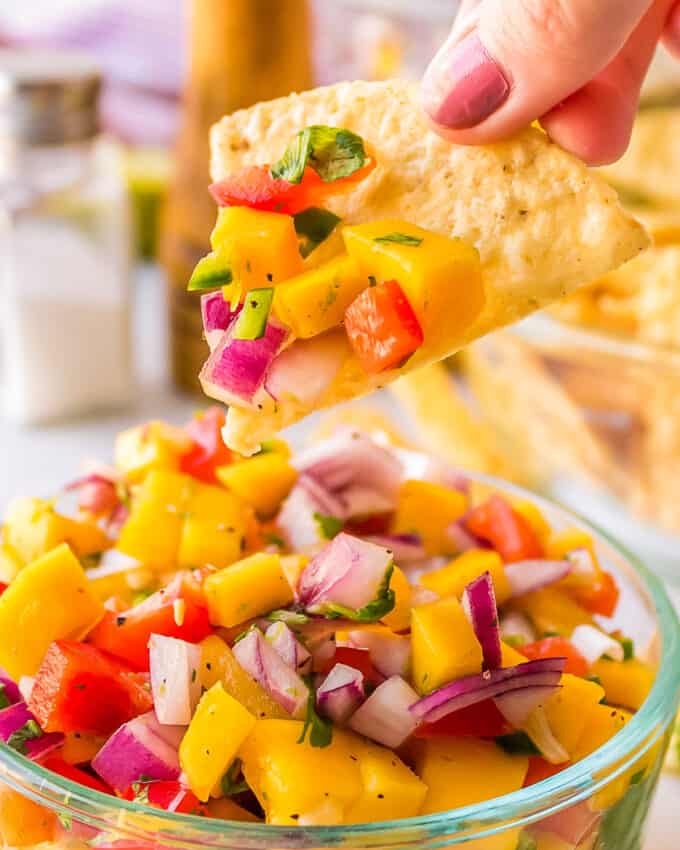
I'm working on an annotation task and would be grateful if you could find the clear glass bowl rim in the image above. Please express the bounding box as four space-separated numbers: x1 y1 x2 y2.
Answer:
0 470 678 849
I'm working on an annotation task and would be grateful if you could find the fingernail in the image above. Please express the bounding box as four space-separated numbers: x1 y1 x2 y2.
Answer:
423 32 510 129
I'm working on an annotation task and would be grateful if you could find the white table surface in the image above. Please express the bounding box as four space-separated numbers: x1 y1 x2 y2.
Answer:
1 267 678 848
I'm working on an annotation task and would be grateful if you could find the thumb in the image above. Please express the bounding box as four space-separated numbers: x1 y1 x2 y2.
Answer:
422 0 652 141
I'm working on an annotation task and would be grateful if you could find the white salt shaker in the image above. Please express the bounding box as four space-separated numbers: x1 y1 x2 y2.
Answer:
0 49 133 424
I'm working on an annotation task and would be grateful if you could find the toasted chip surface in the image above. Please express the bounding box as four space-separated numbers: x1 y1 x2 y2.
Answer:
210 79 648 453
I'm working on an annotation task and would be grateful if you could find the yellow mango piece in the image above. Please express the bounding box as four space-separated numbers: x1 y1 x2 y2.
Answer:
545 527 599 564
381 564 411 631
345 741 428 824
0 785 55 846
179 485 248 569
343 220 484 355
302 227 346 270
544 674 606 756
0 544 104 680
206 796 261 821
205 552 293 628
421 548 511 605
501 641 528 667
61 732 107 765
199 636 289 719
0 542 22 583
239 720 363 825
115 421 191 483
412 596 483 693
180 682 256 802
591 658 655 711
392 479 467 556
273 254 368 338
514 587 594 637
511 498 551 545
217 453 298 518
533 833 573 850
210 206 303 292
280 553 309 589
3 497 109 564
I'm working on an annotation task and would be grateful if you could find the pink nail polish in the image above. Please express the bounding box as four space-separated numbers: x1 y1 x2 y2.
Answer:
427 33 510 130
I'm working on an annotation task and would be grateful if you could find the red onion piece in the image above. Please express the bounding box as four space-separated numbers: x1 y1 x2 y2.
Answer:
363 533 426 564
410 658 566 725
233 629 308 718
0 671 22 706
344 630 411 678
65 473 119 514
316 663 365 724
149 636 202 726
349 676 420 748
265 622 312 674
339 485 395 518
92 712 181 792
265 331 345 405
494 685 560 727
199 318 288 407
201 292 240 352
298 533 393 613
0 702 63 760
277 476 346 552
505 560 571 597
570 625 624 665
462 572 502 671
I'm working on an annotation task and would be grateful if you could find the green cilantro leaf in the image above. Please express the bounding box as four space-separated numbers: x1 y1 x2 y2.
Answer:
0 684 11 711
264 532 286 549
373 232 423 247
313 512 344 540
272 126 367 184
619 637 635 661
7 719 43 755
297 676 333 748
324 564 396 623
294 207 341 258
221 760 249 796
232 287 274 341
267 609 311 626
496 731 541 757
515 833 537 850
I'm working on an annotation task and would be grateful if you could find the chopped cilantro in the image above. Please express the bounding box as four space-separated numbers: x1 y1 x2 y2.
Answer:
313 512 344 540
297 676 333 748
57 813 73 832
8 719 43 755
221 760 249 796
496 731 541 756
267 609 311 626
272 126 367 184
264 532 286 548
619 637 635 661
374 232 422 247
0 684 10 710
323 564 396 623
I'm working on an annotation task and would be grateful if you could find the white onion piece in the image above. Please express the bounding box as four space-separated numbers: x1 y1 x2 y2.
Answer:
349 676 420 748
316 663 365 724
233 629 308 718
340 485 395 518
149 635 202 726
277 476 345 553
505 560 571 597
265 622 312 674
265 330 346 405
570 625 624 666
499 611 536 645
18 676 34 703
522 706 570 765
345 629 411 678
495 685 560 727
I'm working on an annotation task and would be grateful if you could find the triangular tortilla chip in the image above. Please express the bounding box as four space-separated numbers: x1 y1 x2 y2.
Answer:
209 80 648 453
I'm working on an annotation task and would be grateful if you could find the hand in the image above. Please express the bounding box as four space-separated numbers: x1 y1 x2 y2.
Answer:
422 0 680 164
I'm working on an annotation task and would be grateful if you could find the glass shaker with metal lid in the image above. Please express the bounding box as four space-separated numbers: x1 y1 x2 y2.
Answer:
0 49 133 425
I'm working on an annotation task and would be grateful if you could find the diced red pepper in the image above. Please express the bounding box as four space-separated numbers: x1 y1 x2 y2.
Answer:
568 570 619 618
122 780 207 815
180 407 233 484
520 637 588 677
28 641 153 735
523 755 570 787
88 573 212 672
344 279 424 373
320 647 383 688
464 495 544 563
0 583 7 596
414 700 512 739
43 756 114 795
343 513 394 536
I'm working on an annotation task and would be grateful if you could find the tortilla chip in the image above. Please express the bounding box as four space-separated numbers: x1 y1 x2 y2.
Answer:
209 80 648 453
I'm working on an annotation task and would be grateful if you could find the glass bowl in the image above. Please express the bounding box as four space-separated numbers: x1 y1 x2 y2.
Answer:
0 470 677 850
463 315 680 582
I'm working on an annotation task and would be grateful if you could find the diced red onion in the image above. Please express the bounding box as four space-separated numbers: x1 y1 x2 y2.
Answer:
505 560 571 598
298 533 393 614
363 533 426 564
233 629 308 718
0 702 63 761
499 611 536 645
349 676 420 748
344 630 411 678
462 572 502 671
410 658 566 725
65 474 119 514
92 712 181 791
200 318 288 407
265 331 345 405
316 663 365 724
339 485 395 518
495 685 561 727
522 706 570 765
0 672 22 706
570 625 624 666
447 520 480 553
201 291 240 351
298 475 347 518
265 622 312 674
149 635 202 726
277 476 346 552
143 712 187 750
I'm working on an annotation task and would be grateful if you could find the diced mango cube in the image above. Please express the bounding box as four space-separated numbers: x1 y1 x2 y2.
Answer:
204 553 294 628
591 658 655 711
544 674 606 756
391 479 467 556
545 527 599 564
0 542 23 583
412 596 482 693
501 642 528 667
178 485 248 569
180 682 256 802
199 635 289 719
511 499 551 545
343 220 484 357
217 453 298 518
0 544 104 680
115 421 192 483
381 564 411 631
421 548 511 604
273 254 368 338
513 587 594 637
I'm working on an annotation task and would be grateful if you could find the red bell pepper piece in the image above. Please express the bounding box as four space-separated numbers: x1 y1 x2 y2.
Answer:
0 583 7 596
414 699 512 739
568 569 620 618
28 641 153 736
523 755 570 787
464 495 544 563
122 780 207 815
520 636 589 677
180 408 232 484
320 647 383 688
88 573 212 672
344 279 424 373
43 755 114 795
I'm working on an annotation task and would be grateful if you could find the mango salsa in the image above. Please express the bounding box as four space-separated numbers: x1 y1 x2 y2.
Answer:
391 479 467 555
115 421 192 483
421 548 511 604
216 452 298 517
